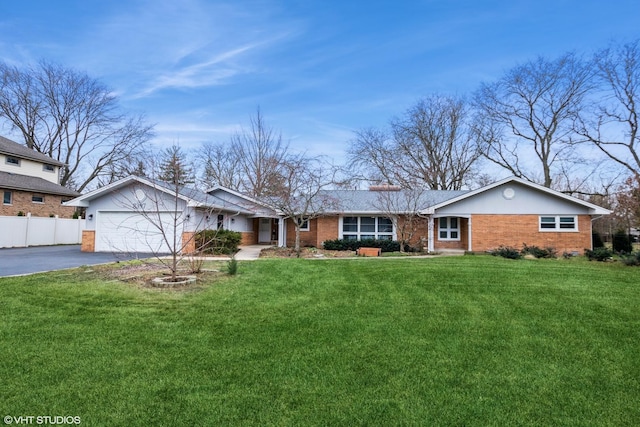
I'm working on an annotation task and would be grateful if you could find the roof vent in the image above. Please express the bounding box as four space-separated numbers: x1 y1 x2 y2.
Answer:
369 184 401 191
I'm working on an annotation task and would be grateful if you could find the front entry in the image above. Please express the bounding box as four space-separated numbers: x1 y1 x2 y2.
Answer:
258 218 271 243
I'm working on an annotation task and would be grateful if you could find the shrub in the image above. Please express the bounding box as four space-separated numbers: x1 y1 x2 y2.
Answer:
612 230 633 254
195 229 242 255
491 245 522 259
227 257 238 275
620 251 640 266
584 247 613 262
592 231 605 248
322 238 402 252
521 244 557 259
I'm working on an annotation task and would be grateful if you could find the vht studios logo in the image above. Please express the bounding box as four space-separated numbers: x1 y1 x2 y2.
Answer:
3 416 81 425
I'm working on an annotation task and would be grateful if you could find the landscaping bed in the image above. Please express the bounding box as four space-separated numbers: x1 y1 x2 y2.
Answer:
259 246 356 258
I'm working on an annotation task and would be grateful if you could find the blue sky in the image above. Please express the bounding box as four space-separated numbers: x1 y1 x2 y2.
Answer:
0 0 638 164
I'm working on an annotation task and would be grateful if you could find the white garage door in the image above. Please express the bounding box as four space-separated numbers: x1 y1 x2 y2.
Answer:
95 211 180 253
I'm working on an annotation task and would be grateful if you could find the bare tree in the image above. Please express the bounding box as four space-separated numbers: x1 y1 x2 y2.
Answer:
231 107 290 197
260 156 339 257
111 145 222 282
575 39 640 176
348 95 481 190
0 60 153 191
473 53 593 188
199 108 291 197
372 186 429 252
199 141 243 190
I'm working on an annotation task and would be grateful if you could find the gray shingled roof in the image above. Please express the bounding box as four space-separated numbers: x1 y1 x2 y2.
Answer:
319 189 469 213
143 178 259 214
0 171 80 197
0 135 64 166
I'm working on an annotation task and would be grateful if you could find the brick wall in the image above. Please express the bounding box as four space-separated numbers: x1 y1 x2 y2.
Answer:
81 230 95 252
470 214 592 253
285 216 339 248
397 216 429 248
1 189 77 218
181 232 196 254
240 231 256 245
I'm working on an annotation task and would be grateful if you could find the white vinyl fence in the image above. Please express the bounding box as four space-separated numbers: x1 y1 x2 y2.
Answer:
0 214 85 248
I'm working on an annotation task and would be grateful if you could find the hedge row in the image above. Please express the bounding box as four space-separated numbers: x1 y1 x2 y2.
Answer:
194 229 241 255
323 238 403 252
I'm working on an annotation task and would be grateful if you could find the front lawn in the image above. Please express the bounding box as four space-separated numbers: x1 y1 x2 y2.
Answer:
1 256 639 426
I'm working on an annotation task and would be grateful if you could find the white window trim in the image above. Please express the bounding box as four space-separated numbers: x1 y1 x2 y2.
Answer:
32 194 45 204
43 164 56 173
295 217 310 231
539 215 578 232
339 216 395 240
438 217 461 241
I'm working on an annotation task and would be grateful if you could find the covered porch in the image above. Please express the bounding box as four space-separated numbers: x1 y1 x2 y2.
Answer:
427 215 472 253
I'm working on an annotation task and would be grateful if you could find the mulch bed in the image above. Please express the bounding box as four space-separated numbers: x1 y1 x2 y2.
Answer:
259 247 356 258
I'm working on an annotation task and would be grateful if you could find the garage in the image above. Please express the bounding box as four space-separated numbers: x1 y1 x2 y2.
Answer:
95 211 178 253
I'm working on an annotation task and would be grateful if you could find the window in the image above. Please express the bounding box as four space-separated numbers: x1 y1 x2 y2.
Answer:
438 217 460 240
295 217 310 231
539 216 577 231
5 156 20 166
342 216 394 240
217 214 224 230
43 164 56 172
32 194 45 203
3 191 11 205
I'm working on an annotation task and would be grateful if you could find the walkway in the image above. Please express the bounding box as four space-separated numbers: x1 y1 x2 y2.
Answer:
234 245 268 260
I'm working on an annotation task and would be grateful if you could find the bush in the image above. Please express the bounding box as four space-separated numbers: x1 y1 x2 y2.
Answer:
227 257 238 275
592 231 605 248
584 247 614 262
612 230 633 254
195 229 242 255
322 238 402 252
620 251 640 266
491 245 522 259
521 244 557 259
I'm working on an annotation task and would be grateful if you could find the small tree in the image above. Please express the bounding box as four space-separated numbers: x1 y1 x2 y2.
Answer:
112 145 219 282
613 229 633 254
260 156 339 257
372 186 429 252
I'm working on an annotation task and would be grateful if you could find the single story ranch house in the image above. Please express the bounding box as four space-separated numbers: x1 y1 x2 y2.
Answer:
65 175 610 254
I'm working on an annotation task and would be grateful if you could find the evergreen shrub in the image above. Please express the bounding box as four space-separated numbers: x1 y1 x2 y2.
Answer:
195 229 242 255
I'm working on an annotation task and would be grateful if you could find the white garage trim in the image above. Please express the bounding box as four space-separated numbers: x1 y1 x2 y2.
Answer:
95 211 182 253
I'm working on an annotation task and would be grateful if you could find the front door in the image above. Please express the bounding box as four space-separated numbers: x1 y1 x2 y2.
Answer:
258 218 271 243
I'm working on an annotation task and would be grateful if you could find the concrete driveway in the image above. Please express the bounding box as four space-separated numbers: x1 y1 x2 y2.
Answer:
0 245 156 277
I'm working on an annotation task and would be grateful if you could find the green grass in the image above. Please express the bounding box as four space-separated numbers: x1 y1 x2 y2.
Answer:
1 256 639 426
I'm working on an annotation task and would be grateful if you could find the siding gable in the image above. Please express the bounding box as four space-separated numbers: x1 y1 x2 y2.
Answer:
435 182 592 215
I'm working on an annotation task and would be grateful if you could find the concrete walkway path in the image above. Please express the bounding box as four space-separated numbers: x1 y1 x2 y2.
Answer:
234 245 269 260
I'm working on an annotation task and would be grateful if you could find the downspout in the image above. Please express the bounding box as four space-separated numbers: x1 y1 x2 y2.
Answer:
278 216 286 247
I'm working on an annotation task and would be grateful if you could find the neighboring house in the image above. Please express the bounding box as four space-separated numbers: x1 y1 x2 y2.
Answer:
0 136 79 218
66 175 610 254
65 176 282 253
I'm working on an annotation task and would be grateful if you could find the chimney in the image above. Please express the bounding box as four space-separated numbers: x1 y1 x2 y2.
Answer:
369 184 401 191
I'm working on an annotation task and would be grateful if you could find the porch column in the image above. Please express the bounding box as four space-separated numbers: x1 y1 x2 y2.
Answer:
427 216 434 253
278 217 286 247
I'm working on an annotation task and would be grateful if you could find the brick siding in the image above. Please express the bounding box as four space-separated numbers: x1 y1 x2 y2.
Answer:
470 214 592 253
81 230 95 252
282 214 592 254
285 216 339 248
